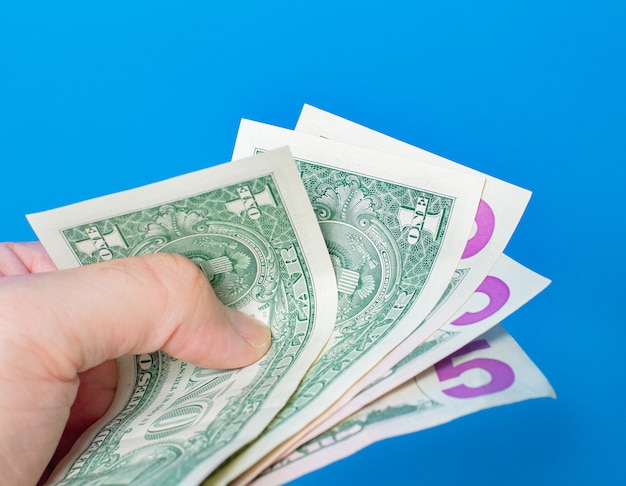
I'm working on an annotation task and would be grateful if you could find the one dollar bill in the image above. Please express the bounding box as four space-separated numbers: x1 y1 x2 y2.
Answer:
295 105 532 398
28 148 338 485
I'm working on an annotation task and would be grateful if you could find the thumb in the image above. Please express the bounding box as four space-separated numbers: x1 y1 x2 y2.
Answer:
0 252 272 485
1 252 271 379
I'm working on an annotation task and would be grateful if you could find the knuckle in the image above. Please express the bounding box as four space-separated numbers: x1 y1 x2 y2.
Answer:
138 252 212 313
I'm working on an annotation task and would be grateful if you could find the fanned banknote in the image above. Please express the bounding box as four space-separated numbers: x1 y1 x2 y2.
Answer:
284 254 551 448
28 148 338 485
295 105 532 395
213 121 484 484
254 324 556 485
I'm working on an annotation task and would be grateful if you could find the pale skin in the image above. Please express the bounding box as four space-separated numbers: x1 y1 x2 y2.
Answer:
0 242 272 485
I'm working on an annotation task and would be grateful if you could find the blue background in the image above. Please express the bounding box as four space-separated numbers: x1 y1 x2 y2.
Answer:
1 1 623 484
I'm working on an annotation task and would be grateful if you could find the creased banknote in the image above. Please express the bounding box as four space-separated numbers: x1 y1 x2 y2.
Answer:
28 148 338 485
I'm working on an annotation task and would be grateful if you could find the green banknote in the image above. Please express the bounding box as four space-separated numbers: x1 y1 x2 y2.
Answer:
295 105 532 399
254 324 556 485
216 120 484 484
27 148 338 485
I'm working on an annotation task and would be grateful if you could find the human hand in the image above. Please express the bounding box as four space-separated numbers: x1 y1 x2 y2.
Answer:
0 242 271 485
